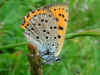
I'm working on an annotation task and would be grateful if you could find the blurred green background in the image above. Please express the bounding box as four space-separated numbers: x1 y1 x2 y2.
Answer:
0 0 100 75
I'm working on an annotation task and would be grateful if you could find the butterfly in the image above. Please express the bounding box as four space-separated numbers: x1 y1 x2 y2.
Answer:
21 4 69 64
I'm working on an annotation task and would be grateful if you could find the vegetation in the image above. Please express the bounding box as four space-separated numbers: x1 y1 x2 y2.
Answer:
0 0 100 75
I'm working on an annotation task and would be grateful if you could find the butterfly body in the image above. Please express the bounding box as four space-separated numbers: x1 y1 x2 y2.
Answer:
21 4 69 63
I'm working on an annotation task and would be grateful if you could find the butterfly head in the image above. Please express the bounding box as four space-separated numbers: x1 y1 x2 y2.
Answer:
39 49 60 64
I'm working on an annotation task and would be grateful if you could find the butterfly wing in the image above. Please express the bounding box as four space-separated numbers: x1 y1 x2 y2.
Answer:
21 4 69 63
21 8 58 54
48 4 69 56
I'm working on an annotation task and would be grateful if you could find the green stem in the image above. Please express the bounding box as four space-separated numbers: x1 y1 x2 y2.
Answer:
66 30 100 39
0 30 100 49
0 42 27 49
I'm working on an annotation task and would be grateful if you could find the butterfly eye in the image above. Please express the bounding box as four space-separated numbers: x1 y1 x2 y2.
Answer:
55 57 60 62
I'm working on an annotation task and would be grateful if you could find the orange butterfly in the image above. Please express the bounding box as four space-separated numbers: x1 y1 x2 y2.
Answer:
21 4 69 64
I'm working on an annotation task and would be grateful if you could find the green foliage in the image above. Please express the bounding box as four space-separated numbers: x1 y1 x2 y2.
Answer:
0 0 100 75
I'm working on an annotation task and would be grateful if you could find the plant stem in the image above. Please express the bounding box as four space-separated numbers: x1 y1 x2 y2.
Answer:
0 42 27 50
66 30 100 39
27 43 42 75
